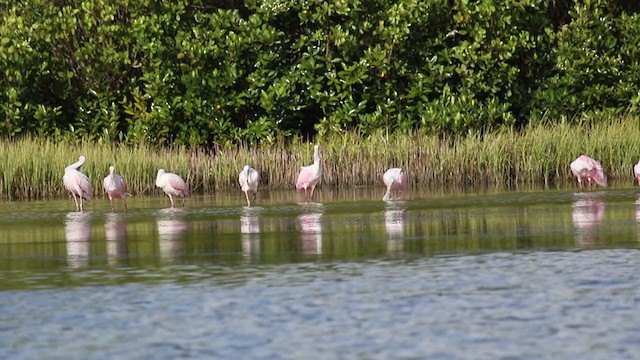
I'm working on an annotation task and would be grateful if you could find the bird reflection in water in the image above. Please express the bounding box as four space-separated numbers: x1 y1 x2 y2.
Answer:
298 204 323 255
156 208 188 260
65 212 92 268
105 212 128 266
385 201 406 253
572 195 605 247
240 207 261 258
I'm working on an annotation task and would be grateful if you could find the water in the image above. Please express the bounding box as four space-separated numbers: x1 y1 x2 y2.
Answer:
1 187 640 359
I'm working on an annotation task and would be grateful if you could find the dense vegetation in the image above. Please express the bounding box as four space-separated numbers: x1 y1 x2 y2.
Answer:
1 0 639 146
0 116 637 200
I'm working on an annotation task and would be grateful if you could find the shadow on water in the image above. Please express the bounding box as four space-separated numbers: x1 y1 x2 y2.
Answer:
4 184 640 360
298 202 324 256
0 185 640 288
105 212 128 266
156 208 189 261
240 206 261 259
385 200 407 254
571 192 606 248
65 212 92 268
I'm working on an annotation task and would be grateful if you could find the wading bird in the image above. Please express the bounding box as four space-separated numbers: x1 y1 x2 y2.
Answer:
63 156 93 212
570 155 607 191
634 161 640 186
382 168 407 201
156 169 189 207
296 144 322 201
103 165 128 212
238 165 260 207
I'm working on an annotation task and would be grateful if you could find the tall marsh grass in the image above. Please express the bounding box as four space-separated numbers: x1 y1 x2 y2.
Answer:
1 116 639 200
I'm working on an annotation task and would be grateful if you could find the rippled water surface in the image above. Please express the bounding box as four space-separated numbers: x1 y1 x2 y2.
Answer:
1 187 640 359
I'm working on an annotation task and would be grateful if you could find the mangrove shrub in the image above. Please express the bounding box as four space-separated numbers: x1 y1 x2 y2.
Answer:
1 0 639 146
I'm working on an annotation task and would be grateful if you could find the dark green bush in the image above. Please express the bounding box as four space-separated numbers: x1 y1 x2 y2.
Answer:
0 0 639 146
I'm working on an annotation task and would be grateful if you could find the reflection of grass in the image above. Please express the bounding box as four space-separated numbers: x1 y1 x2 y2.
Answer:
0 116 638 199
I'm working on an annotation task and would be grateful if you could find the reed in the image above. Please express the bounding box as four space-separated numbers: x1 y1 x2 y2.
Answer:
0 115 638 200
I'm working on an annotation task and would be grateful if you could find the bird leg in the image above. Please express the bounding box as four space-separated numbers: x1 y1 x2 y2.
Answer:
72 193 80 211
169 194 175 208
383 187 391 201
110 198 115 212
245 191 251 207
123 199 128 213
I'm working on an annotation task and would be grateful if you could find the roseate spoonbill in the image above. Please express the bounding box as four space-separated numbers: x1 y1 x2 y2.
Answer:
634 161 640 186
382 168 407 201
155 169 189 207
570 155 607 191
63 156 94 212
103 165 128 212
296 144 322 200
238 165 260 206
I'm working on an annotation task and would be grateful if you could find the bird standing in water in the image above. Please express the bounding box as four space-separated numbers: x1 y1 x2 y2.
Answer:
570 155 607 191
382 168 407 201
156 169 189 207
296 144 322 201
63 156 93 212
103 165 128 212
239 165 260 207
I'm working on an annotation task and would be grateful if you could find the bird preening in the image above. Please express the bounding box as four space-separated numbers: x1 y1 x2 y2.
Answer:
570 155 607 191
382 168 407 201
63 156 94 212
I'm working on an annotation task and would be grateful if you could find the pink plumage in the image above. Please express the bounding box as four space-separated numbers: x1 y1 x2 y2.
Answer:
634 161 640 186
296 145 322 200
570 155 607 191
156 169 189 207
382 168 407 201
103 165 128 212
63 156 93 212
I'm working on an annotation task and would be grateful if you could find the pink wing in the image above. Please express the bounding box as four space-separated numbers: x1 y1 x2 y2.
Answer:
395 172 407 192
584 157 607 187
296 167 313 191
77 173 93 201
168 174 189 196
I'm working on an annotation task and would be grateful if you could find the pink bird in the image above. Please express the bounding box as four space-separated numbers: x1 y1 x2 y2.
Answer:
63 156 94 212
634 161 640 186
570 155 607 191
382 168 407 201
296 144 322 201
238 165 260 207
155 169 189 207
103 165 128 212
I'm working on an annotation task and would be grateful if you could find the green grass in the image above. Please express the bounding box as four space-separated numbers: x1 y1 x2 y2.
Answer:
1 116 639 200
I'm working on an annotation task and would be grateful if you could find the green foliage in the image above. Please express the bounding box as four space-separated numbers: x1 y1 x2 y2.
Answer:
0 0 639 145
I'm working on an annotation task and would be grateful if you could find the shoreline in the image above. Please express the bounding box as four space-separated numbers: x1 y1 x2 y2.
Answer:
0 118 638 200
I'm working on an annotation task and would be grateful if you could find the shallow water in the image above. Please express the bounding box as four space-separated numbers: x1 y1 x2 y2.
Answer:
1 187 640 359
